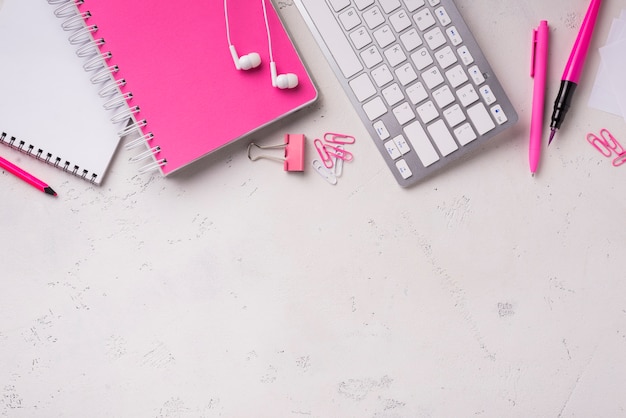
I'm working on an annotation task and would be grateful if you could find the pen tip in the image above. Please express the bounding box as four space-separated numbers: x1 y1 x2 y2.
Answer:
44 186 57 196
548 129 556 145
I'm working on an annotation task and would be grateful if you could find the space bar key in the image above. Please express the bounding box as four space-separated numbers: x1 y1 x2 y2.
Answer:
300 1 364 78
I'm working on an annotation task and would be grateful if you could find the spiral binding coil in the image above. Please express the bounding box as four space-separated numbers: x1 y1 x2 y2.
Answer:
49 0 164 174
0 131 92 180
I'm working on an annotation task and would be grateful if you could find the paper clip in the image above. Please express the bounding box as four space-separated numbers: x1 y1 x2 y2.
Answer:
312 159 337 185
333 145 344 177
586 128 626 167
324 143 353 162
247 134 305 171
314 138 333 169
323 132 356 145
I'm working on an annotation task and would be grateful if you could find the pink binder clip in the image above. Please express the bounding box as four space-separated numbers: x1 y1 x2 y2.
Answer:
247 134 305 171
323 132 356 144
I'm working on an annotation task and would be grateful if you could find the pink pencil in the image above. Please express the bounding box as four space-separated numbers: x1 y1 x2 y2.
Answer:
0 154 57 196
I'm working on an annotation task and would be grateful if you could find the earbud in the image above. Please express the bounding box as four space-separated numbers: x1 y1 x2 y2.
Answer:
229 45 261 71
270 61 298 89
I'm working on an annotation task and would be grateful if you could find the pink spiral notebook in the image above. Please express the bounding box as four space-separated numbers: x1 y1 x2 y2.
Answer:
74 0 317 175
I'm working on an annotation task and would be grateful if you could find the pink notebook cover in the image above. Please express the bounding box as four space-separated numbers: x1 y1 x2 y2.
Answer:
77 0 317 175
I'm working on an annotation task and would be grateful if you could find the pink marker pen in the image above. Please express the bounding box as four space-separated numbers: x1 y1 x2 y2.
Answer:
549 0 602 144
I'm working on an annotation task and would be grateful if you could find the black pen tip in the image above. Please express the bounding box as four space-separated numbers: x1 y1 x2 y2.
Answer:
548 129 556 145
44 186 57 196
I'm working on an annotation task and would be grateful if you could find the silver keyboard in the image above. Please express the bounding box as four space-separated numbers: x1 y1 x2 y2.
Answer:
294 0 518 186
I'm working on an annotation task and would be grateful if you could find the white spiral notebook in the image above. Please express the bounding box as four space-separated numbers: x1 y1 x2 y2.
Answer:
0 0 121 185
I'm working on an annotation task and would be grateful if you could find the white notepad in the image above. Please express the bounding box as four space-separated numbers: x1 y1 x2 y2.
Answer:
0 0 121 185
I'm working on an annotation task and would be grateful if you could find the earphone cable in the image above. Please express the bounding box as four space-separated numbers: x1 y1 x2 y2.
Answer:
261 0 274 62
224 0 232 46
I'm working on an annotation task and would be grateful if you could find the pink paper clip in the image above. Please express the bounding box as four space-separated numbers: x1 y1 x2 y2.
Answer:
323 132 356 145
314 138 333 169
586 128 626 166
324 143 353 162
247 134 305 171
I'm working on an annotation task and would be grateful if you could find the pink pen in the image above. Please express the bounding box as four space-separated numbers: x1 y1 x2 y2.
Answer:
530 20 549 174
549 0 602 144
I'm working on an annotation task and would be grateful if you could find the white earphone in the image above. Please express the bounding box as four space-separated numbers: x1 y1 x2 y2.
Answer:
224 0 261 70
228 45 261 71
224 0 298 89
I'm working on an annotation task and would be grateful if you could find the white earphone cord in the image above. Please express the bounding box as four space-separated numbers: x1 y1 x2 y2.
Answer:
225 0 273 58
224 0 232 46
261 0 274 62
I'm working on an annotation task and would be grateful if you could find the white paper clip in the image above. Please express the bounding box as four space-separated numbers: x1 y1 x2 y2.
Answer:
312 159 337 185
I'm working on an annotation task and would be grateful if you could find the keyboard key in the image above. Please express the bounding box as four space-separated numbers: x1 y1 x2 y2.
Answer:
395 159 413 179
422 66 444 89
402 0 425 12
479 85 496 105
405 121 439 167
399 28 423 51
371 64 394 86
491 104 508 124
467 102 496 135
349 73 377 102
424 27 446 50
435 46 457 69
428 0 441 6
414 8 436 31
445 64 468 88
363 97 388 120
468 65 486 84
363 6 385 29
329 0 350 12
432 85 455 108
361 46 383 68
393 134 412 154
443 104 466 127
374 120 390 139
458 45 474 65
385 138 402 159
428 119 458 156
384 44 407 67
373 25 395 48
416 100 439 124
355 0 375 10
456 83 479 107
382 83 404 106
446 26 463 46
339 8 361 31
393 102 416 125
410 47 433 70
350 27 373 49
395 62 418 86
406 81 428 104
389 9 412 32
454 122 477 145
434 6 451 26
301 1 363 78
380 0 401 13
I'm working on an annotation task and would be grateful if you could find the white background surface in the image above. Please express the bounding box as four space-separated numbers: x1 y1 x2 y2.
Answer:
1 0 626 417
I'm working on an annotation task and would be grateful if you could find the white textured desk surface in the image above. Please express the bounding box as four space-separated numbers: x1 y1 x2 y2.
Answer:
2 0 626 417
